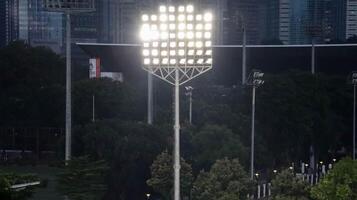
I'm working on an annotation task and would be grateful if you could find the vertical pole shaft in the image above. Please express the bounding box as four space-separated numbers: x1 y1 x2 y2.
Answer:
65 12 71 162
242 27 247 85
174 69 180 200
250 86 256 180
189 92 192 124
311 40 315 75
92 95 95 123
353 84 356 160
148 73 153 124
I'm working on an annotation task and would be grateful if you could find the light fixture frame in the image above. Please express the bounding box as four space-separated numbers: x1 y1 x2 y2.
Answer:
140 4 213 85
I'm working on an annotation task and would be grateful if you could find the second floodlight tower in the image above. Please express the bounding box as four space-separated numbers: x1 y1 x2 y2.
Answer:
140 4 213 200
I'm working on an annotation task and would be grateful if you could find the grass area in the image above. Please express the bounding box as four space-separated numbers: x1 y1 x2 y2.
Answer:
0 165 64 200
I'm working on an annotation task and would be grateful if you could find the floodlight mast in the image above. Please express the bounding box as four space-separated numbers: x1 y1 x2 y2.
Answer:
140 5 213 200
44 0 95 163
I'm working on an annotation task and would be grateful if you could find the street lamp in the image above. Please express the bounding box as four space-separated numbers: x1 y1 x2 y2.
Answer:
44 0 95 162
140 5 213 200
185 86 194 124
247 70 264 180
351 71 357 160
146 193 151 200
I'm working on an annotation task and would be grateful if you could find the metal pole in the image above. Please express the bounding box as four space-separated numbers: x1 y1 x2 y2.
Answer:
174 68 181 200
242 27 247 85
352 84 356 160
250 86 256 180
148 73 153 124
189 91 192 124
92 94 95 123
311 40 315 74
65 12 72 162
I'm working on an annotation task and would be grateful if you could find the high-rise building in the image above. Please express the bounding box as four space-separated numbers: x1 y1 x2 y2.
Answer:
0 0 19 47
347 0 357 39
320 0 346 42
277 0 346 44
0 0 64 53
263 0 280 43
225 0 264 45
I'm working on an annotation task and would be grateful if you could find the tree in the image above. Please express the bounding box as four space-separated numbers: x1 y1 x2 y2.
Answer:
271 169 310 200
0 171 40 200
147 150 193 200
192 125 247 171
191 158 253 200
0 41 65 127
311 158 357 200
57 156 109 200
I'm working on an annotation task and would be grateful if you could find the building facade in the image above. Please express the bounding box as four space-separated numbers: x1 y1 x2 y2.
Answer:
347 0 357 39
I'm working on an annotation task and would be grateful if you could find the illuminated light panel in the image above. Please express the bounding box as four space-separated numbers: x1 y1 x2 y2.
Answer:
187 32 194 39
160 24 168 30
178 15 185 21
140 5 213 74
178 23 186 30
205 23 212 30
196 24 203 30
142 15 149 21
162 58 169 64
178 6 185 12
161 32 168 40
170 42 176 47
204 32 211 39
151 15 157 21
153 58 160 65
143 49 150 56
187 5 194 13
151 24 158 30
144 58 150 65
187 15 194 21
159 6 166 12
196 14 202 21
169 6 175 12
160 14 167 21
178 49 185 56
196 32 203 38
161 50 168 56
161 42 168 48
178 32 185 39
204 13 213 21
170 50 176 56
152 49 159 56
206 50 212 55
178 42 185 47
205 41 212 47
196 41 203 48
169 15 175 21
170 59 176 64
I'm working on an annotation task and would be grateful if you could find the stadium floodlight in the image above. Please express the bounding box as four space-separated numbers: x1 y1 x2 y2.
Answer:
44 0 96 163
247 70 264 180
351 71 357 160
140 4 213 200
